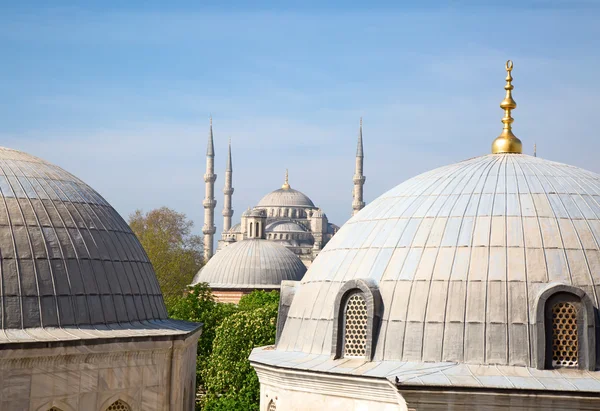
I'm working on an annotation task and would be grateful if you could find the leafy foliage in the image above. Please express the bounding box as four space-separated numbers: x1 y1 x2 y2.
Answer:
201 292 279 410
129 207 203 308
169 283 237 391
237 290 280 313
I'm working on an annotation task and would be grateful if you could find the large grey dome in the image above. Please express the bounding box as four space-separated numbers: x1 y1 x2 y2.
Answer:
192 239 306 289
0 147 167 330
277 153 600 368
257 187 315 208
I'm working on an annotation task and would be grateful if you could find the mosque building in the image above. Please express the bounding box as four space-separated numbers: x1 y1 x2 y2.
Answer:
249 61 600 410
0 147 201 410
191 116 367 301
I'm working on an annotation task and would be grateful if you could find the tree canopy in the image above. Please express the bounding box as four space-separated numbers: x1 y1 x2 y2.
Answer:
129 207 203 308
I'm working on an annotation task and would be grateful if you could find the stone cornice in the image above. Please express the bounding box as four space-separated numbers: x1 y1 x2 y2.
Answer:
252 362 403 406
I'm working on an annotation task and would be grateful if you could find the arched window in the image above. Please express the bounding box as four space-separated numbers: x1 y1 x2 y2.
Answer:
331 278 382 360
268 400 276 411
535 284 596 370
343 292 368 357
106 400 131 411
249 222 253 237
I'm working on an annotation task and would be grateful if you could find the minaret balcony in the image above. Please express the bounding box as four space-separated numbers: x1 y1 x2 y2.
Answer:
352 201 365 209
202 225 216 235
223 188 234 195
203 199 217 208
222 210 234 217
353 175 366 184
204 173 217 183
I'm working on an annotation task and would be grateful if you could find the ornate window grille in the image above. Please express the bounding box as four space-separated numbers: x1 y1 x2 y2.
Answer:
343 293 368 357
551 302 578 368
106 400 132 411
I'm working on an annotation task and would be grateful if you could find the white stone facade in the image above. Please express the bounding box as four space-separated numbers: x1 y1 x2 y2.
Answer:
0 329 200 411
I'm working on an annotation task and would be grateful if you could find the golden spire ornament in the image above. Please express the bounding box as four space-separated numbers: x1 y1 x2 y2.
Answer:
282 169 290 190
492 60 523 154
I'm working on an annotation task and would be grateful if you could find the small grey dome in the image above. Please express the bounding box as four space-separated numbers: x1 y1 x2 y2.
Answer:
228 223 241 233
0 147 167 329
257 188 315 208
278 153 600 368
192 239 306 289
266 221 307 233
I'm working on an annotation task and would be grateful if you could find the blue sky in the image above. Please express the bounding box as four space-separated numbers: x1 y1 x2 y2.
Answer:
1 1 600 237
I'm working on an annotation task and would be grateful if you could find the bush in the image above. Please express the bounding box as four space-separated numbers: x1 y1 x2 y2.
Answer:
169 283 237 391
238 290 280 312
201 296 279 410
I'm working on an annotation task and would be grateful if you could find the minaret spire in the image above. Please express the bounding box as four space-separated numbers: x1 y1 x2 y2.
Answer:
352 117 366 216
202 116 217 261
222 137 234 233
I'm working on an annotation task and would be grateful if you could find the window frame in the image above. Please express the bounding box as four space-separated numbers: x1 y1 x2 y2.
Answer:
331 278 382 361
534 283 596 371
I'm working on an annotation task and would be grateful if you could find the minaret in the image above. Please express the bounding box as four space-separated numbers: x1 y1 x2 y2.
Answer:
352 118 366 216
222 137 234 232
202 117 217 261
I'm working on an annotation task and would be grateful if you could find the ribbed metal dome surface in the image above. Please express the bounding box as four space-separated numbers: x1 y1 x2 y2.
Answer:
257 188 315 208
192 239 306 289
0 147 167 329
277 153 600 367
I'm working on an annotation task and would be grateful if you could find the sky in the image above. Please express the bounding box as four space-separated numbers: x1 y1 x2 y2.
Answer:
1 1 600 239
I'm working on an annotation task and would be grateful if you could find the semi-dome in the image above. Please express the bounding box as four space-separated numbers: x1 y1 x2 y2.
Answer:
0 147 167 330
192 239 306 289
257 187 315 208
266 220 308 233
277 152 600 367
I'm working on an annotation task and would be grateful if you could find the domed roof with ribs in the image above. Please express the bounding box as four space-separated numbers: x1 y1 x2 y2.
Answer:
0 147 168 331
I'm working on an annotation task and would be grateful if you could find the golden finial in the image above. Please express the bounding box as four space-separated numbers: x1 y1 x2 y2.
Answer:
282 169 290 190
491 60 523 154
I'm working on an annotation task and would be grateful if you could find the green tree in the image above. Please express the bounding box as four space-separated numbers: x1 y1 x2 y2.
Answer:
129 207 203 308
237 290 280 313
169 283 237 393
201 292 279 411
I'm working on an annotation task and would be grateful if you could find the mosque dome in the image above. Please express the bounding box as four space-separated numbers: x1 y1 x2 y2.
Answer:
192 239 306 289
0 147 167 330
257 170 315 208
277 151 600 368
257 187 315 208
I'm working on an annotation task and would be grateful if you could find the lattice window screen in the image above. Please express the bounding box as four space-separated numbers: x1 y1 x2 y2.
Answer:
268 400 277 411
343 293 368 357
552 302 578 368
106 400 132 411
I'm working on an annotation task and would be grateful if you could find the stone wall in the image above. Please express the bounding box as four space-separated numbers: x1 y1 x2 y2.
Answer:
0 329 201 411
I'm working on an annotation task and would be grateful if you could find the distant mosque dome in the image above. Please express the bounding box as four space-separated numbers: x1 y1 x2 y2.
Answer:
191 239 306 290
257 169 315 208
257 187 315 208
